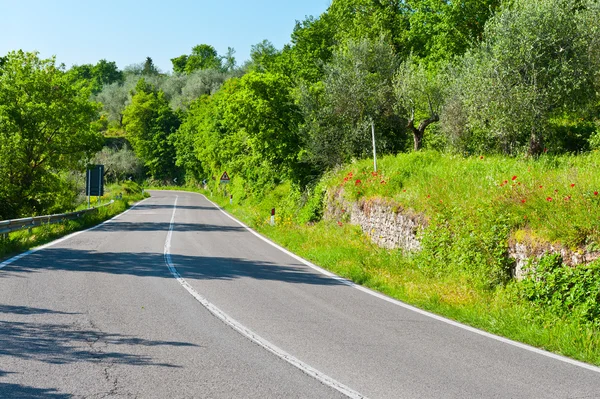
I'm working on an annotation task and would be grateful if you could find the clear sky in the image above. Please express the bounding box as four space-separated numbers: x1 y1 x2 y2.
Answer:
0 0 331 73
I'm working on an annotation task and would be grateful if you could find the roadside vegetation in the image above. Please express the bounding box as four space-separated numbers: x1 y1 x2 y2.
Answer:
2 0 600 365
198 150 600 366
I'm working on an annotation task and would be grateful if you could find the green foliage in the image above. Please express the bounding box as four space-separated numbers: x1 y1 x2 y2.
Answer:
122 79 181 181
299 37 406 169
92 145 144 183
172 44 223 74
394 58 446 150
67 59 124 94
405 0 501 64
454 0 600 155
0 51 103 219
247 40 280 72
520 255 600 326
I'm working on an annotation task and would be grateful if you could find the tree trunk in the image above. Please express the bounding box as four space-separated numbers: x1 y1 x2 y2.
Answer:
408 114 439 151
528 129 544 156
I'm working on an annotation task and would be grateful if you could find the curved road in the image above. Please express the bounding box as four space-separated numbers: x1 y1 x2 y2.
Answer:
1 190 599 398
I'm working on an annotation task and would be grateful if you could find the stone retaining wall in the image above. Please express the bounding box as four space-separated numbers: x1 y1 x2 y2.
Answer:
325 188 599 277
325 188 426 252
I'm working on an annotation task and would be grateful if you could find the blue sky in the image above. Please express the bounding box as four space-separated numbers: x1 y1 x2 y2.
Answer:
0 0 331 73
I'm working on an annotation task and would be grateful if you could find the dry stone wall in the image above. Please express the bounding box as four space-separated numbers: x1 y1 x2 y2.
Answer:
325 188 426 252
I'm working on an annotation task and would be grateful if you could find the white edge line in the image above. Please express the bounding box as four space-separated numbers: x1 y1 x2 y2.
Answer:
162 195 365 399
0 198 151 270
156 189 600 375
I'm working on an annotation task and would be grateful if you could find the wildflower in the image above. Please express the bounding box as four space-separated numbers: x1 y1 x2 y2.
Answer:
546 197 553 202
512 176 517 181
341 209 346 213
524 215 527 219
595 191 599 196
427 194 431 198
504 180 508 184
355 179 362 186
521 199 526 203
372 172 378 177
539 185 543 189
554 189 558 193
380 180 386 184
403 189 407 192
564 196 571 201
570 184 575 188
480 156 484 160
337 221 343 227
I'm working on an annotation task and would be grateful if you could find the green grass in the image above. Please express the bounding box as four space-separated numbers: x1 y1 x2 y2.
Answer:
0 182 148 262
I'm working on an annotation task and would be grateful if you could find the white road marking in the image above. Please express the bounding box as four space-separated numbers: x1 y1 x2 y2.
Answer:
0 198 151 270
186 191 600 375
163 195 366 399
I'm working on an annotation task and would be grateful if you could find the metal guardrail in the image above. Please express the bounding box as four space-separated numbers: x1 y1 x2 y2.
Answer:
0 200 115 235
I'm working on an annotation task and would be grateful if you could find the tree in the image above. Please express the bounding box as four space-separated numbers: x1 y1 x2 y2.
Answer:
394 59 445 151
405 0 500 64
0 51 102 218
122 79 181 181
68 59 123 94
299 38 404 169
142 57 159 75
92 145 144 183
457 0 599 155
247 40 280 72
278 15 336 84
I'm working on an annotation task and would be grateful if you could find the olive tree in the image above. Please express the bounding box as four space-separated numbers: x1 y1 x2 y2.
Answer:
457 0 600 155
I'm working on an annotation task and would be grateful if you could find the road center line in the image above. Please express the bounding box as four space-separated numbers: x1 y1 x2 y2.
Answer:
163 195 366 399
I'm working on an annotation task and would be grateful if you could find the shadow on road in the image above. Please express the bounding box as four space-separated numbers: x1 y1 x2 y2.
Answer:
0 305 78 316
1 248 343 286
95 221 244 233
133 203 215 211
0 382 72 398
0 315 195 367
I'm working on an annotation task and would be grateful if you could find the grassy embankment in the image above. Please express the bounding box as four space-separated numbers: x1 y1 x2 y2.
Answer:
186 150 600 366
0 181 148 261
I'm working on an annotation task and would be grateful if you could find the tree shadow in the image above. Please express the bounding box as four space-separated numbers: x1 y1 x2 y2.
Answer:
1 248 343 287
95 221 244 233
0 305 78 316
0 382 72 398
133 203 215 211
0 317 195 366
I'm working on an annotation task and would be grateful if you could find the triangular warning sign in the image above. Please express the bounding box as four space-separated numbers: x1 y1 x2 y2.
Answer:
219 171 230 182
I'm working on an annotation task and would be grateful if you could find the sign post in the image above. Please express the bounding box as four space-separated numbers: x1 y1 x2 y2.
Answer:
219 171 230 184
86 165 104 208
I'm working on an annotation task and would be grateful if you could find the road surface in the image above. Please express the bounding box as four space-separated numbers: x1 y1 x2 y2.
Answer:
1 190 599 398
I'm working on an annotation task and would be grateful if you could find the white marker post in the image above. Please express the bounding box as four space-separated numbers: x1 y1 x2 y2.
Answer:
371 120 377 172
270 208 275 226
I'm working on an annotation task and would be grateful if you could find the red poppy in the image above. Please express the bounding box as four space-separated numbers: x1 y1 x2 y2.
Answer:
512 176 517 181
337 221 343 226
521 199 526 203
539 185 543 189
595 191 599 196
504 180 508 184
546 197 553 202
570 184 575 188
355 179 361 185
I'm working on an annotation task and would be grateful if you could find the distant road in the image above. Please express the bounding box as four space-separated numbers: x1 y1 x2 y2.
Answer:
1 190 599 398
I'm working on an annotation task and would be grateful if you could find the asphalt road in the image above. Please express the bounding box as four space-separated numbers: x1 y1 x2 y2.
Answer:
1 190 599 398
